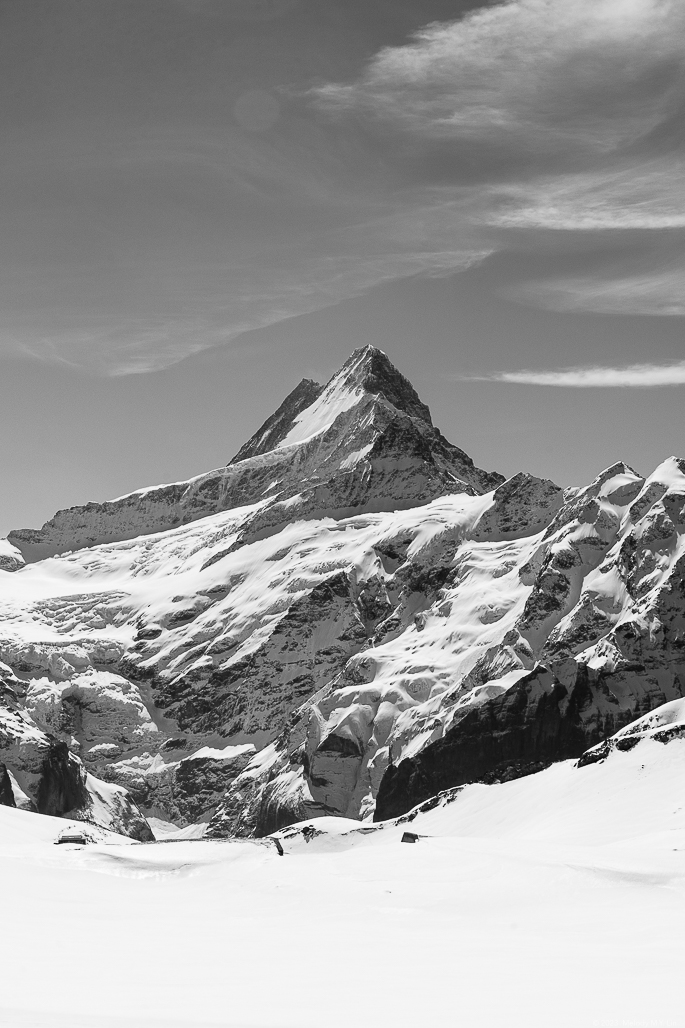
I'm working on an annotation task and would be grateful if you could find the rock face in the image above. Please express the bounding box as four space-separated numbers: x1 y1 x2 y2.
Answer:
1 347 684 838
373 663 644 820
0 762 15 806
0 540 24 572
0 701 153 839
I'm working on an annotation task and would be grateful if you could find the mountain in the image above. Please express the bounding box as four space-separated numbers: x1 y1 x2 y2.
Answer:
1 347 683 840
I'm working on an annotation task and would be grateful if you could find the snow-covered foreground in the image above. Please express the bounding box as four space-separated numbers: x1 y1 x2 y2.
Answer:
2 739 684 1028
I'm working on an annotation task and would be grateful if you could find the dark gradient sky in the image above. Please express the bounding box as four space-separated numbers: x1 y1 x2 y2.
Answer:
1 0 684 535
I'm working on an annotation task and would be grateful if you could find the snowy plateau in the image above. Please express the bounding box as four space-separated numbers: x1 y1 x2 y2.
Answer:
1 345 684 1028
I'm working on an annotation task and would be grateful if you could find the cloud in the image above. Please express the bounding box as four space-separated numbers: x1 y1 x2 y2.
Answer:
4 230 489 377
316 0 684 166
5 1 685 375
487 160 685 231
314 0 685 317
470 360 685 387
507 265 685 316
1 116 499 375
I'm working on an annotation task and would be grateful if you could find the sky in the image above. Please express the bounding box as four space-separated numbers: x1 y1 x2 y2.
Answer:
1 0 684 535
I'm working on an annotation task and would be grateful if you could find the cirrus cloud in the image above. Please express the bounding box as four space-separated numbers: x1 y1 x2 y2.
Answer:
314 0 685 317
316 0 685 167
507 264 685 317
469 360 685 387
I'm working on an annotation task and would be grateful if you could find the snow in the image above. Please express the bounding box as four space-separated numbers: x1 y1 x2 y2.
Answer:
0 491 532 779
238 741 281 780
3 354 684 1023
275 348 370 449
339 443 374 470
401 737 685 844
147 816 208 840
648 455 685 492
611 696 685 739
1 736 684 1028
83 771 146 835
183 742 256 762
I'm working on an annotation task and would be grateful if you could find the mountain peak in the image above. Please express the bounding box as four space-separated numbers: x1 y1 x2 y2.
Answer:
333 346 433 426
230 347 434 466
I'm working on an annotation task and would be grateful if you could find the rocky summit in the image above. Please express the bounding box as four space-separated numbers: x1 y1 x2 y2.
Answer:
1 346 683 840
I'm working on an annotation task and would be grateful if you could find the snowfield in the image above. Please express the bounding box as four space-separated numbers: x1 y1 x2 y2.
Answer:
2 734 684 1028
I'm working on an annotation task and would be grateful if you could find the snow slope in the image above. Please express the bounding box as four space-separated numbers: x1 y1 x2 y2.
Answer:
1 726 683 1028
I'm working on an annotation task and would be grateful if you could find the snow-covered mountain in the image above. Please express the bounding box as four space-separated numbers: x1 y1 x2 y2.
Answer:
1 346 683 839
7 346 500 561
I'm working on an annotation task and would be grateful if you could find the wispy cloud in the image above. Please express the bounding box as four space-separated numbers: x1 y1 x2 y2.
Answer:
314 0 685 317
0 120 495 375
316 0 684 166
4 236 490 376
5 1 685 375
469 360 685 388
487 160 685 232
507 265 685 317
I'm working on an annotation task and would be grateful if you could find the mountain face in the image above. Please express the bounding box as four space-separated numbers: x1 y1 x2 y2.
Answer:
1 347 683 840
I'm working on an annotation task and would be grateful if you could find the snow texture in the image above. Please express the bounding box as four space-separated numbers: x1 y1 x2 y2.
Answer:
0 725 683 1027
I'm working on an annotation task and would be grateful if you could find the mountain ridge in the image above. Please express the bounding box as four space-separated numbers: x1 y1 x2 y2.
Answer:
8 346 502 562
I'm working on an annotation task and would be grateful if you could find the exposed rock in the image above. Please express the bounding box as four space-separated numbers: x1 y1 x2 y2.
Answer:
36 740 91 817
373 660 682 821
0 706 152 839
472 473 565 541
0 762 15 807
101 744 255 825
0 539 25 572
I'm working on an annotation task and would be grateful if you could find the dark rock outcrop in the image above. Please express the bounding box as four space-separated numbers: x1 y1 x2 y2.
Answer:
0 762 16 807
36 740 90 817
